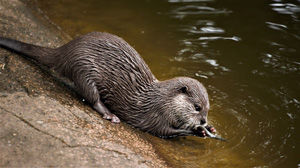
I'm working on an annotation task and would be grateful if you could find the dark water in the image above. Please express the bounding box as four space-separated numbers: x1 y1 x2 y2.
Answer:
35 0 299 167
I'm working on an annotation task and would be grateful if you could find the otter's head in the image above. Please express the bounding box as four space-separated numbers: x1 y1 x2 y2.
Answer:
154 77 210 138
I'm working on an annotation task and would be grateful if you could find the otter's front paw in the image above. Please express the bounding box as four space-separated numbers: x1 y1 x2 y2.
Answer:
205 125 216 133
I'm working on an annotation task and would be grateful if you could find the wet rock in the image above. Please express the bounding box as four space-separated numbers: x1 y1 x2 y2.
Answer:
0 0 166 167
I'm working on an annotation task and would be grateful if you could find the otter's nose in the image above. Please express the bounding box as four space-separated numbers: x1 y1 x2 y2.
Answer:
200 119 206 125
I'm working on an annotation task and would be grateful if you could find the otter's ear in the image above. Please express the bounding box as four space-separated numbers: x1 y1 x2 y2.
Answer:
179 86 188 94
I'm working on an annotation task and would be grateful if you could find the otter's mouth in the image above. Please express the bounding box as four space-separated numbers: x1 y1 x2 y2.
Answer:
192 125 227 141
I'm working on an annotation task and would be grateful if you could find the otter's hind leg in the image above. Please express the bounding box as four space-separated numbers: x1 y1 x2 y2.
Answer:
74 76 120 123
93 101 120 123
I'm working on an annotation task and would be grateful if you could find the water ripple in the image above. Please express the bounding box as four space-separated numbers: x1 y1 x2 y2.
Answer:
261 44 299 74
171 5 231 16
270 1 300 20
198 36 241 41
266 21 288 31
168 2 236 77
180 26 225 34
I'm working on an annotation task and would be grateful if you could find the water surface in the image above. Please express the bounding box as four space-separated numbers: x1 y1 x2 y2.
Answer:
35 0 299 167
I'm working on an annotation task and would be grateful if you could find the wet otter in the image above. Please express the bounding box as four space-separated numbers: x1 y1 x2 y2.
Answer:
0 32 216 138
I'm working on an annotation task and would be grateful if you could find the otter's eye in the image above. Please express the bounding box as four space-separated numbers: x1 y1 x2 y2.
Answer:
179 86 188 93
194 104 202 111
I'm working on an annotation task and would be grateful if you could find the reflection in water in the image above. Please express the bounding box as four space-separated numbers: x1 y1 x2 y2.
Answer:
35 0 299 167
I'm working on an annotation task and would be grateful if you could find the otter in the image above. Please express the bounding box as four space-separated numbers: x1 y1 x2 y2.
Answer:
0 32 216 138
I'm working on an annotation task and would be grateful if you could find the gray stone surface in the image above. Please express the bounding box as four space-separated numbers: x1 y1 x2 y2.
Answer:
0 0 167 167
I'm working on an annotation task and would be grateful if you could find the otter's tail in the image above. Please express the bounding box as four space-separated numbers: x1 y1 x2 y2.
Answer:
0 37 56 67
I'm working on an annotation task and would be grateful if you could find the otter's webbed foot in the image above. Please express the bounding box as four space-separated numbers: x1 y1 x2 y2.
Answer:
93 101 120 123
103 113 120 123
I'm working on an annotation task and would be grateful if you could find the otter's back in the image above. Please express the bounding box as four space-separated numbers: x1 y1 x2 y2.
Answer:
54 32 156 112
